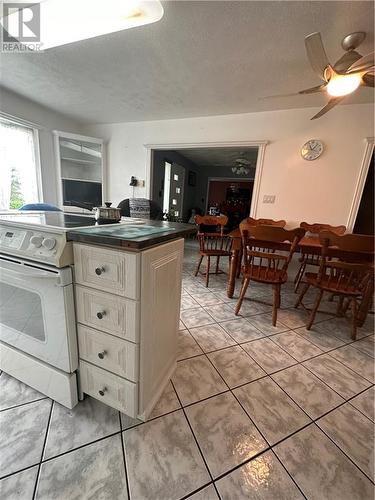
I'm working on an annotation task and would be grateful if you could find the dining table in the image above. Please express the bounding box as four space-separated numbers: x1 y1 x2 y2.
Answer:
227 227 374 326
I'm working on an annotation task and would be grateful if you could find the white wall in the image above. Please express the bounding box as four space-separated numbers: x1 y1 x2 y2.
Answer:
0 88 85 206
84 103 373 228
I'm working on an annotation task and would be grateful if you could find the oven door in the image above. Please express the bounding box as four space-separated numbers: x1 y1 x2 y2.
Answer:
0 255 78 372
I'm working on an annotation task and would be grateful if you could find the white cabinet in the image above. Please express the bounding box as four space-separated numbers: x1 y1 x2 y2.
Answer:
74 238 183 420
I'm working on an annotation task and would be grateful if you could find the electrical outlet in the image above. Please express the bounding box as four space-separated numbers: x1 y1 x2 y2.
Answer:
263 195 276 204
139 180 145 187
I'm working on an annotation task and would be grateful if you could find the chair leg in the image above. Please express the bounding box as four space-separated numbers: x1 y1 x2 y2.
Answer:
294 261 306 293
236 249 242 278
215 256 220 274
351 298 357 341
295 283 310 308
235 277 250 315
336 296 344 317
205 256 211 287
195 256 203 277
306 289 324 330
272 284 280 326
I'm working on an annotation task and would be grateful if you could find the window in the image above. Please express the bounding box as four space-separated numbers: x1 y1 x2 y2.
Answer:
0 117 41 210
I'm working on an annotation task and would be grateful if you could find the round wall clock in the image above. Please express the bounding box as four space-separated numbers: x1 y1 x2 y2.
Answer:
301 139 324 161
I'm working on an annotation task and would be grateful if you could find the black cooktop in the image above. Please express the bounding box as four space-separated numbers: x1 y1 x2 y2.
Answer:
0 211 99 229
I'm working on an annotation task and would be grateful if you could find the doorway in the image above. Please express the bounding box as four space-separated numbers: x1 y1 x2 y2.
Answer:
353 151 374 235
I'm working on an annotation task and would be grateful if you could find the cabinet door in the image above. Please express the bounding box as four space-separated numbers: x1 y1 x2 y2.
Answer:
74 243 139 299
79 361 138 417
75 285 139 342
78 325 139 381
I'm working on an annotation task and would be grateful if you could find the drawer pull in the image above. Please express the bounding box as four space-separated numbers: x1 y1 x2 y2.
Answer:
98 350 107 360
98 387 107 396
95 266 105 276
96 311 106 319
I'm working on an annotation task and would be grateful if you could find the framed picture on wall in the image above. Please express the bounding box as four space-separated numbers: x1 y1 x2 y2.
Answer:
188 171 196 186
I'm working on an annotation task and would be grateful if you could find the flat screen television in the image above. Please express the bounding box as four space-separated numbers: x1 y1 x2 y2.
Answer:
62 179 102 207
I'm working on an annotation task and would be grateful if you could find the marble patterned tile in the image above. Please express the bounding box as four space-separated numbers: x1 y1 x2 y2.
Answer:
228 300 272 317
329 345 374 383
186 392 267 478
0 399 52 477
36 435 127 499
205 304 239 322
246 313 290 336
219 318 265 343
241 338 297 374
0 465 38 499
213 290 237 303
180 307 215 329
43 397 120 460
189 324 236 353
179 319 186 330
234 377 310 445
186 484 219 499
272 364 344 419
303 354 371 400
207 346 266 388
351 335 374 358
172 355 228 406
149 381 181 419
191 292 224 307
274 425 374 500
317 404 374 480
294 326 346 351
180 295 200 311
120 413 142 430
123 410 210 500
350 386 374 422
271 331 323 362
215 450 304 500
177 329 204 361
277 308 326 330
0 372 46 411
312 317 368 342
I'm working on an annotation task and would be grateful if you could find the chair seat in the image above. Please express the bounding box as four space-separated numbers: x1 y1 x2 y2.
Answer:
305 272 363 295
242 265 287 284
200 249 232 257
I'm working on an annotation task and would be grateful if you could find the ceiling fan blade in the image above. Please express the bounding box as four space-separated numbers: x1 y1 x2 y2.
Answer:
305 32 330 81
347 52 374 73
298 83 327 95
362 72 374 87
333 50 362 73
311 96 345 120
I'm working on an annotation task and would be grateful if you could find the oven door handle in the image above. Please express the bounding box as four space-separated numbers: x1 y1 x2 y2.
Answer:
0 260 59 280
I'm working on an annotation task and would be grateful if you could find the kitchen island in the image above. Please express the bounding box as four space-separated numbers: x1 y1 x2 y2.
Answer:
67 221 195 420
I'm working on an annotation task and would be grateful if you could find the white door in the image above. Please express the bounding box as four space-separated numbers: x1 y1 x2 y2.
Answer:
167 163 185 218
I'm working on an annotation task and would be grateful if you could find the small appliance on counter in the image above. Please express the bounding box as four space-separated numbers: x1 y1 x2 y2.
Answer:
64 200 122 223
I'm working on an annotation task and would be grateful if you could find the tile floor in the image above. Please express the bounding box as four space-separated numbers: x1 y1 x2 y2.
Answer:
0 241 374 499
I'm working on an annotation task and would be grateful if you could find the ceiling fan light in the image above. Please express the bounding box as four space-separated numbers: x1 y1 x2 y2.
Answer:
326 73 361 97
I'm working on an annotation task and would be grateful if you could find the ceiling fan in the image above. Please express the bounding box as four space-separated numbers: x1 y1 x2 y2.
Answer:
266 32 374 119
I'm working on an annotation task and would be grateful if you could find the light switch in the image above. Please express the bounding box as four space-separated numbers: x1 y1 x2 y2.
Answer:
263 195 276 204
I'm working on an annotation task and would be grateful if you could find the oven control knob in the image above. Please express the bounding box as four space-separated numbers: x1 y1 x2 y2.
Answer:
30 235 43 248
42 238 57 250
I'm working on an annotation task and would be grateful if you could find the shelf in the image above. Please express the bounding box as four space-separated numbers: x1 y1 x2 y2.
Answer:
61 157 98 165
61 177 102 184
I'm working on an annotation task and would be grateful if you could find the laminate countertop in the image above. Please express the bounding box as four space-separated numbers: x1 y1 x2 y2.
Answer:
67 219 196 250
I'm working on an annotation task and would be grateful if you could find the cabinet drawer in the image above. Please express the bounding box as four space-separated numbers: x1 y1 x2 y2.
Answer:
75 285 139 342
79 361 138 417
73 243 139 299
78 325 138 381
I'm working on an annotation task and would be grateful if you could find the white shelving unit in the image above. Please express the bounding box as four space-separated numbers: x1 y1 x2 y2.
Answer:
53 131 106 212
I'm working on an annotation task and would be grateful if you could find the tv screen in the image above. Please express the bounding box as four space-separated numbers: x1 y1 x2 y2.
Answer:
62 179 102 207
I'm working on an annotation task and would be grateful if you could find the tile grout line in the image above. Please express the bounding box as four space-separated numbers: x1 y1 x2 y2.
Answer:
118 412 132 500
0 396 48 413
169 379 223 500
32 400 54 500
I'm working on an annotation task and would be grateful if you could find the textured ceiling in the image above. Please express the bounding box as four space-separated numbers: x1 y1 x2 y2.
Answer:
174 147 258 168
1 1 374 124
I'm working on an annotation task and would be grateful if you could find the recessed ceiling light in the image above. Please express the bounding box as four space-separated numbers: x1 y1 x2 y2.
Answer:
2 0 164 50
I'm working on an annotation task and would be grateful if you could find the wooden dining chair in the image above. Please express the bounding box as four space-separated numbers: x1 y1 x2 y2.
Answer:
295 231 374 340
235 224 305 325
243 217 287 227
293 222 346 292
194 215 232 287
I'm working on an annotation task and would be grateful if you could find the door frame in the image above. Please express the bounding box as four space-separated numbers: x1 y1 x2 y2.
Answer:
346 137 374 232
144 140 268 218
205 177 254 213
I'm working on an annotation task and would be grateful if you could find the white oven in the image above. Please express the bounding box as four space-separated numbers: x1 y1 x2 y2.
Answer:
0 254 78 373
